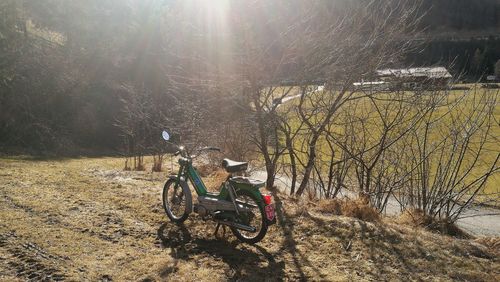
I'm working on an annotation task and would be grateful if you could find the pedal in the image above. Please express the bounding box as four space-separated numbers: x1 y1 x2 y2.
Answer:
214 211 222 219
213 211 224 220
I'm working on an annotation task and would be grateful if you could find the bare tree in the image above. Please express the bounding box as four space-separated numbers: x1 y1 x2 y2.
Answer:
286 0 424 196
400 86 499 221
330 88 427 209
250 86 295 189
278 102 306 195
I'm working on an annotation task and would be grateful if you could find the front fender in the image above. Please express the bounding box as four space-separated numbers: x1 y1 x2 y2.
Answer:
165 176 192 213
169 175 184 181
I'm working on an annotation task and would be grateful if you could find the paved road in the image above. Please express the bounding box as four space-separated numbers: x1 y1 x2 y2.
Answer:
274 85 324 107
251 170 500 237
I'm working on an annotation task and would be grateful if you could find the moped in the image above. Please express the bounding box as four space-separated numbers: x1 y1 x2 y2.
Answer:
161 131 276 244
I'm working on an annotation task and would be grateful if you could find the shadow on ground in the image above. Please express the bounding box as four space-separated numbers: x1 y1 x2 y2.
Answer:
157 222 285 281
155 192 497 281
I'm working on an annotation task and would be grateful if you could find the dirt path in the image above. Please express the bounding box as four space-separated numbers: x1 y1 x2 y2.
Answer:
1 158 498 281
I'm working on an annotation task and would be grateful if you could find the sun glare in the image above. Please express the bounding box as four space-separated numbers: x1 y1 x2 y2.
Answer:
177 0 233 75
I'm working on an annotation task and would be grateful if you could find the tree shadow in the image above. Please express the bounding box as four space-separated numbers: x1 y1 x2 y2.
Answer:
299 209 423 279
272 191 324 281
157 222 285 281
354 220 415 277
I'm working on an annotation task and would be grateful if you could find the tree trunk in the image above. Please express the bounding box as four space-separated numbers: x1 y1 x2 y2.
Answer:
296 140 317 196
265 164 275 190
285 131 297 195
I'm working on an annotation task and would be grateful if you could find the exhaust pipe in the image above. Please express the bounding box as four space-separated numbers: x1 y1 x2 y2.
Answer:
215 219 257 233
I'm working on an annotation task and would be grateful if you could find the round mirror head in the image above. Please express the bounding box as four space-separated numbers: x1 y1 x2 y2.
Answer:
162 130 170 141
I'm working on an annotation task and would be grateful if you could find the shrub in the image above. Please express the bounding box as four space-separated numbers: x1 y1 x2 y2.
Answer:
316 198 380 222
203 169 229 192
474 237 500 254
398 209 470 238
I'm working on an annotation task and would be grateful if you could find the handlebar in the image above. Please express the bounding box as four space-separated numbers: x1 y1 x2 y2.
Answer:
162 131 220 158
172 146 221 159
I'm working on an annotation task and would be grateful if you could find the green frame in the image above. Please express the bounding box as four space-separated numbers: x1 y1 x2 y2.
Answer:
175 158 263 204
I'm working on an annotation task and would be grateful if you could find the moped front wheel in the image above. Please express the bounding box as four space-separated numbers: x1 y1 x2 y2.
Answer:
230 190 268 244
162 179 192 223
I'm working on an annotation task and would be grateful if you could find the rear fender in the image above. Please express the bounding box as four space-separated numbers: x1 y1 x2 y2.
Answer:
232 183 276 225
232 182 263 204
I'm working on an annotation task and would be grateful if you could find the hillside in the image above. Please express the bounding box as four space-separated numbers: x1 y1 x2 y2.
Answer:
420 0 500 33
0 157 498 281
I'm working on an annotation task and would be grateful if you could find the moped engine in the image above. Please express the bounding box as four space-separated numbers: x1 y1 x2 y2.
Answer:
194 196 242 217
193 204 208 217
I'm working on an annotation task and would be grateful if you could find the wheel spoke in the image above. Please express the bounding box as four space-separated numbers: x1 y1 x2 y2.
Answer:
165 183 186 219
235 194 263 239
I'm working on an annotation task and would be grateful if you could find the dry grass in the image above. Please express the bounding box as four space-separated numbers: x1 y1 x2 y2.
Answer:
0 156 498 281
202 169 229 192
195 163 217 177
475 237 500 255
316 198 380 222
398 209 471 239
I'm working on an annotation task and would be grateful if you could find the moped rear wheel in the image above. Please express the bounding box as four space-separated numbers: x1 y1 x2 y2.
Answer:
162 179 192 223
230 190 268 244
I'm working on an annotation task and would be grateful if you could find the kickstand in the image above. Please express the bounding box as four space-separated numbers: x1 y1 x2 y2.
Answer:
214 223 220 236
214 223 227 239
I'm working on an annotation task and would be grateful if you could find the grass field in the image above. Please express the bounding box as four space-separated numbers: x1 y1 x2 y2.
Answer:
1 157 499 281
275 85 499 198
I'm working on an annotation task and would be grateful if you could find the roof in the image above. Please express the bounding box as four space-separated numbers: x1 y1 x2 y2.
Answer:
377 67 452 79
353 81 388 86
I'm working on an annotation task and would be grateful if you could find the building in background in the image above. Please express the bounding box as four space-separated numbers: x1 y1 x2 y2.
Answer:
486 75 498 82
376 67 452 89
353 81 390 91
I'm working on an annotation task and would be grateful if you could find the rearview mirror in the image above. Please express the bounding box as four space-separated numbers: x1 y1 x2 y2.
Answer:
162 130 170 141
